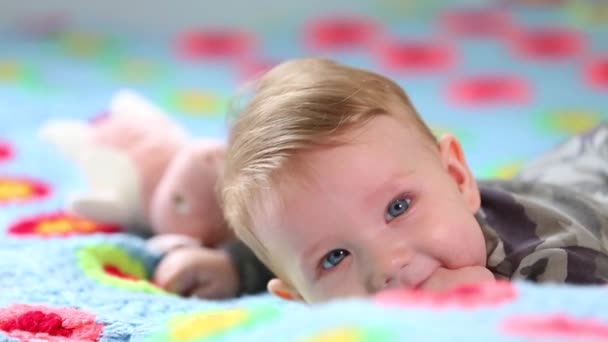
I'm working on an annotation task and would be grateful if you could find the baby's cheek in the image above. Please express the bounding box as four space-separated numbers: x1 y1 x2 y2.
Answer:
453 219 488 268
308 271 368 303
430 220 485 268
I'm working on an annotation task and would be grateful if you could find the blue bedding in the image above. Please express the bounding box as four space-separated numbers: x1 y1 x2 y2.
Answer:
1 1 607 340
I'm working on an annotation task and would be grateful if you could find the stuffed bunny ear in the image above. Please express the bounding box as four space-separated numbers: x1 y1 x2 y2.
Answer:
40 118 146 228
107 89 189 140
108 89 168 120
68 191 131 226
71 144 144 225
38 120 91 159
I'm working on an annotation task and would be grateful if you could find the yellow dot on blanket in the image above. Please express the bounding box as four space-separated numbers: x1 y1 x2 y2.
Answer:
297 325 395 342
537 110 602 136
0 177 49 203
170 309 249 340
0 61 24 82
8 212 120 237
430 125 457 139
149 305 279 341
172 90 225 117
494 161 523 179
430 125 473 147
298 327 359 342
553 112 600 134
431 126 448 138
38 218 95 234
480 161 523 180
567 1 608 27
0 181 32 198
374 1 439 23
0 62 42 91
116 59 158 82
59 32 110 58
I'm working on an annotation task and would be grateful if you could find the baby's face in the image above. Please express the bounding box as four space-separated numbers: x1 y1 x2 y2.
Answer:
256 115 487 303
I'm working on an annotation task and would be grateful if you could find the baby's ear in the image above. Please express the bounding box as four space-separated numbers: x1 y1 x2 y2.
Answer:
438 134 481 213
268 278 303 302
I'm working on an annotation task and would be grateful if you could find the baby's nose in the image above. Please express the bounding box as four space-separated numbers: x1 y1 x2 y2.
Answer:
383 267 410 290
369 255 412 291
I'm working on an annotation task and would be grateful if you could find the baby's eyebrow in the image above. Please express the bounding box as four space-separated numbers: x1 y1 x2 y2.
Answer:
362 170 414 205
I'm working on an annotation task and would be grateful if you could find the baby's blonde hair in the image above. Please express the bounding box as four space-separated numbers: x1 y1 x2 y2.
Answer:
222 57 435 279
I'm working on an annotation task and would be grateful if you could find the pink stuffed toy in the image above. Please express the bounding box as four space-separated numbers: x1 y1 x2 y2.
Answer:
39 90 249 298
39 90 284 299
39 90 234 247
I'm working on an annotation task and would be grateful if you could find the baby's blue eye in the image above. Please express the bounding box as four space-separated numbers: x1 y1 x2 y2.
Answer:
322 249 350 270
386 197 411 221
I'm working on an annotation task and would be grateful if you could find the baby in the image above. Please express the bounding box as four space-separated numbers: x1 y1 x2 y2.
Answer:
162 58 608 303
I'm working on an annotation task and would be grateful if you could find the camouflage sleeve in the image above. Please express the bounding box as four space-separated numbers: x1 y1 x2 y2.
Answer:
512 246 608 284
477 180 608 286
222 240 274 296
516 123 608 203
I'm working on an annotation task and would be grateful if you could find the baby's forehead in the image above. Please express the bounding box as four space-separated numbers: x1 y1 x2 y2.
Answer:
249 114 435 238
250 168 321 236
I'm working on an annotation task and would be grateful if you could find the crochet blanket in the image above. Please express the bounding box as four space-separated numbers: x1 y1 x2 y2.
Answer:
1 1 607 341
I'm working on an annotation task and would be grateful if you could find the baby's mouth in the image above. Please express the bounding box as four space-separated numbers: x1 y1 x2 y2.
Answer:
411 265 443 290
396 255 441 290
413 271 435 290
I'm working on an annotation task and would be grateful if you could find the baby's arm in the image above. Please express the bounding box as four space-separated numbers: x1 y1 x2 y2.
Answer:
512 247 608 284
222 240 275 295
516 123 608 195
153 240 274 298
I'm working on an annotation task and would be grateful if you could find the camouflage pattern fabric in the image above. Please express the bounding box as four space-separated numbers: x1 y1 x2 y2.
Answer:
478 123 608 284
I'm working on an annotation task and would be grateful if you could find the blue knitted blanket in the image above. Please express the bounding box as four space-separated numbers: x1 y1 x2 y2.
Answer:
1 1 608 340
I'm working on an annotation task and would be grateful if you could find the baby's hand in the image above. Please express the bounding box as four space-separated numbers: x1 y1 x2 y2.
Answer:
153 247 239 299
419 266 495 291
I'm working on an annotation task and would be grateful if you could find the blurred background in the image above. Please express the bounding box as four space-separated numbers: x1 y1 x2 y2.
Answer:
0 0 607 179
